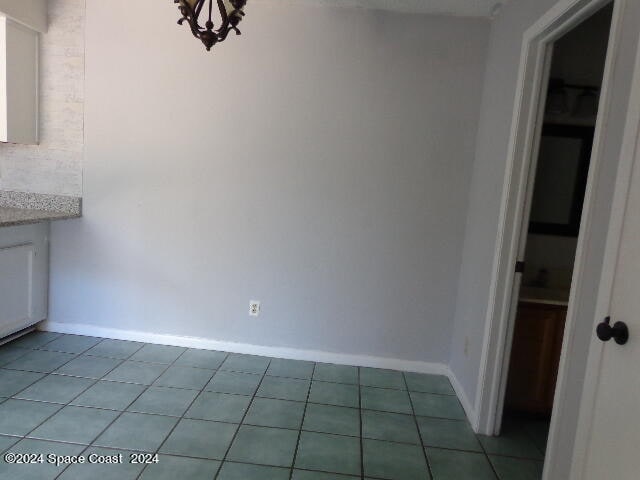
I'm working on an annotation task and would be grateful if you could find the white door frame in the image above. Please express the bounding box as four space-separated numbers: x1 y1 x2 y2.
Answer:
568 30 640 480
474 0 626 475
491 41 554 436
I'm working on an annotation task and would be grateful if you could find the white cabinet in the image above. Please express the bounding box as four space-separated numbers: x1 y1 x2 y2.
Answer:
0 223 48 338
0 16 39 144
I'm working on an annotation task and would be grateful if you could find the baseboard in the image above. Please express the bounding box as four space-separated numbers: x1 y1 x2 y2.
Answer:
445 367 478 429
40 321 450 376
41 320 478 425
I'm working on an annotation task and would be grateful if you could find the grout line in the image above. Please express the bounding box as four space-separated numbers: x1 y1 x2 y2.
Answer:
1 432 529 480
2 370 458 421
402 371 434 480
2 372 530 448
471 420 503 479
515 416 550 458
4 341 112 442
1 419 503 453
2 363 453 395
2 334 542 478
134 352 227 480
0 347 33 367
478 442 502 479
4 397 495 451
477 418 548 470
16 331 64 349
289 362 316 480
211 358 273 480
35 345 105 356
52 343 193 479
0 371 50 399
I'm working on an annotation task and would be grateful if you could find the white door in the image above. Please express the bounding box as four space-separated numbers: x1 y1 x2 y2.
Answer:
575 46 640 480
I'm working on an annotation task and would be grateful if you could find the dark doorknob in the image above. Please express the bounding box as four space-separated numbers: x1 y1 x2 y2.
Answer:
596 316 629 345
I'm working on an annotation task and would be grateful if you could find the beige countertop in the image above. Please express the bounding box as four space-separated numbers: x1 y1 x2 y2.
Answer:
0 206 81 227
519 286 570 307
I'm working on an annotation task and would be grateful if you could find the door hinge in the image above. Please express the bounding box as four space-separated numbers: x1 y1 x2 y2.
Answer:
515 261 526 273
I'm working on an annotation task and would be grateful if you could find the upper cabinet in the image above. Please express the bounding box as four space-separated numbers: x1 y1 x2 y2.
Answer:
0 0 46 145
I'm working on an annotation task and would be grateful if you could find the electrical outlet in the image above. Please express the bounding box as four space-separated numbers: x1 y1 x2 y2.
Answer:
249 300 260 316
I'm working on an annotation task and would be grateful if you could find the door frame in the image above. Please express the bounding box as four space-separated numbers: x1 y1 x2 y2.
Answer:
569 29 640 480
490 39 554 435
474 0 626 475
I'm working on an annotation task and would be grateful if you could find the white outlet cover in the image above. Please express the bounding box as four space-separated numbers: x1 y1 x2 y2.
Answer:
249 301 260 316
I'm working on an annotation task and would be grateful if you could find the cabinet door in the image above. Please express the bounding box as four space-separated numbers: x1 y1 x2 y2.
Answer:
0 244 35 335
0 224 48 338
505 302 566 414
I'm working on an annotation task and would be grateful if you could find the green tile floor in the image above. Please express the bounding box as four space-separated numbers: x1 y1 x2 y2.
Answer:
0 332 547 479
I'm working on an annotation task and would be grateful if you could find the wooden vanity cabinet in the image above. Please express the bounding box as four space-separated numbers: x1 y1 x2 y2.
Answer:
505 301 567 415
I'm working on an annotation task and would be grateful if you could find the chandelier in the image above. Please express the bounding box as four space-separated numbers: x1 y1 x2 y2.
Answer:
174 0 247 51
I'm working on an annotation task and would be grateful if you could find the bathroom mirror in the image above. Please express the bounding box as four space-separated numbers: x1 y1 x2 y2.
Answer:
529 124 594 237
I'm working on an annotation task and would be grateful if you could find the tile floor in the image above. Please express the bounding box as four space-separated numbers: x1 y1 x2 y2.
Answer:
0 332 546 479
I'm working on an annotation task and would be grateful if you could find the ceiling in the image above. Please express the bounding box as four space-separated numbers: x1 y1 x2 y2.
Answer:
258 0 507 17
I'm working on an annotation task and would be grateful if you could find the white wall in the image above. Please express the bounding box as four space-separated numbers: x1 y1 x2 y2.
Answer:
523 235 578 289
449 0 560 407
450 0 640 475
48 0 489 365
0 0 84 196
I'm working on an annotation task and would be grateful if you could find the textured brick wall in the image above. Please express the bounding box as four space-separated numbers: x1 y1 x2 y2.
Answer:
0 0 84 196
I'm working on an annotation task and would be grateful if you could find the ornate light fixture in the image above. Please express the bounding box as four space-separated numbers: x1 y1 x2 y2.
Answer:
174 0 247 51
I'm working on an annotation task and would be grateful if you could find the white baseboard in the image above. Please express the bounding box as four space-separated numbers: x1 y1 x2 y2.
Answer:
446 368 478 429
40 321 447 375
41 320 477 426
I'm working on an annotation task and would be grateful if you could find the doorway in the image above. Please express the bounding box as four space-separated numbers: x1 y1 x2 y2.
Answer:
496 0 614 461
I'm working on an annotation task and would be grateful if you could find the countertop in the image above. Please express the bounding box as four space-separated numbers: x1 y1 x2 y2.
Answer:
0 191 82 227
519 286 570 307
0 206 81 227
